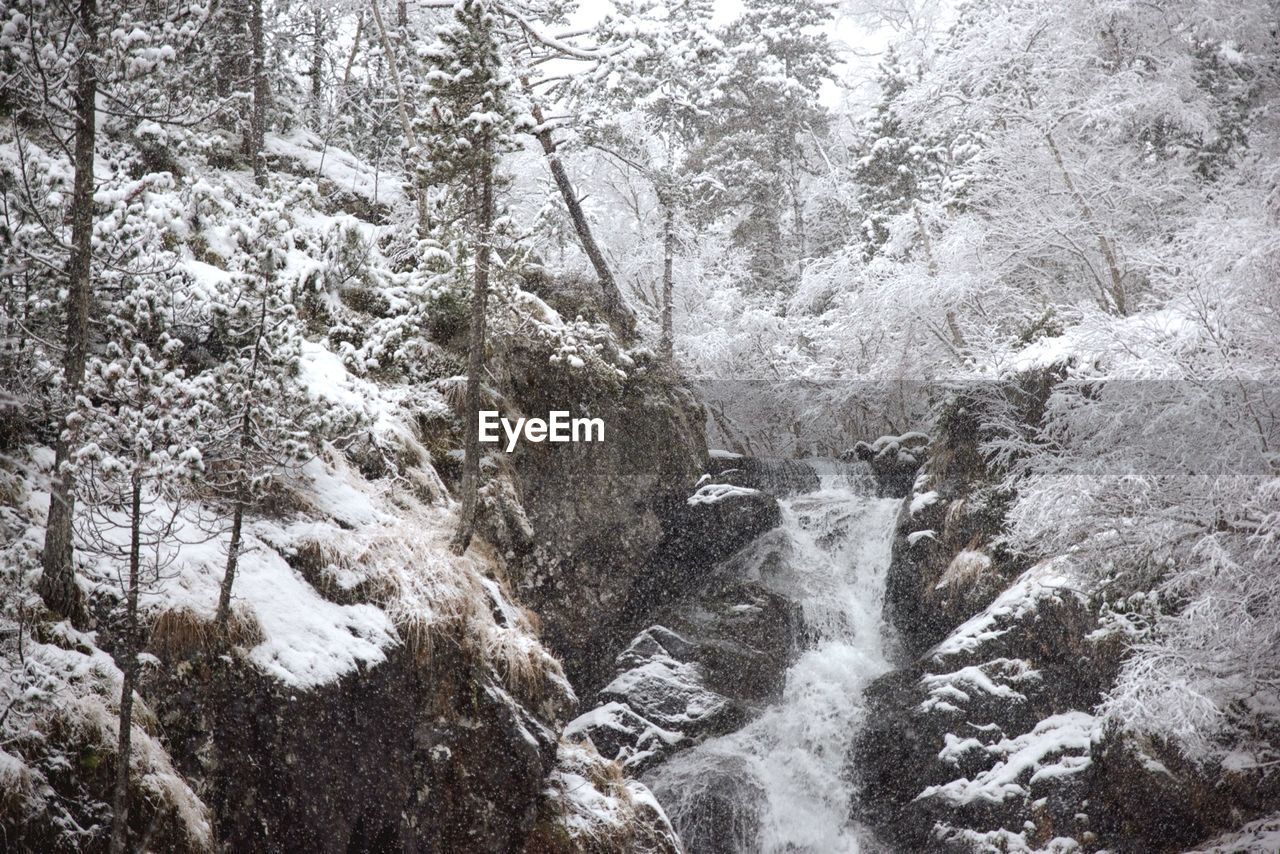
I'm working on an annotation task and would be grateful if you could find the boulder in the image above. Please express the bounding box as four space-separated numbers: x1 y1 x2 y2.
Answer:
844 432 929 498
648 484 781 579
851 560 1109 852
703 454 820 497
155 645 565 854
568 625 745 774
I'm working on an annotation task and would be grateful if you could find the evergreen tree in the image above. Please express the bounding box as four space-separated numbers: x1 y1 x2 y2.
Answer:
415 0 522 553
72 277 202 853
0 0 206 621
202 242 318 631
693 0 835 292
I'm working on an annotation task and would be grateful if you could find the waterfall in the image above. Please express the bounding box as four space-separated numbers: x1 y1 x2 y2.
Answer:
644 462 899 853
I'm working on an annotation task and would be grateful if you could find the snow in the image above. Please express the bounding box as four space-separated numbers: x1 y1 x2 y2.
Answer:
239 545 395 687
264 130 404 206
907 528 937 546
687 482 762 505
931 558 1082 660
297 454 382 528
934 549 992 591
917 712 1099 805
709 448 744 459
920 658 1038 713
1185 814 1280 853
541 741 680 846
602 658 729 728
909 490 939 516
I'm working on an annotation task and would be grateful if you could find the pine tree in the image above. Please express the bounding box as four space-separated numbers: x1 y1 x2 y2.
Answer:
201 242 317 631
0 0 205 622
72 285 202 853
693 0 834 292
415 0 521 553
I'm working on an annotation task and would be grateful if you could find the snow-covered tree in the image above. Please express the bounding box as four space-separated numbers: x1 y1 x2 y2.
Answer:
691 0 834 292
414 0 522 553
1 0 207 621
72 289 202 854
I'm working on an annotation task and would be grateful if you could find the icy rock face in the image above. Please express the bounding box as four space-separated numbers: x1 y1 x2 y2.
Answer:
155 645 566 853
843 431 929 498
852 559 1110 852
884 400 1032 658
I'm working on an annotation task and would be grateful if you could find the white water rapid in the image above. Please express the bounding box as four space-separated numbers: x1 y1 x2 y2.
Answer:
645 462 900 853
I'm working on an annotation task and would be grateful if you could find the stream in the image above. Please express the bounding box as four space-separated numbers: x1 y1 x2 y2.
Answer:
645 462 900 852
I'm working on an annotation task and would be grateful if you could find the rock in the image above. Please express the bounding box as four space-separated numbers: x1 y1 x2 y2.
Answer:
571 556 803 776
155 645 567 853
645 754 766 854
852 376 1280 852
524 740 684 853
498 370 708 689
644 485 782 596
564 701 685 773
570 625 747 773
844 432 929 498
703 454 820 497
882 402 1028 657
851 560 1109 852
1088 732 1280 853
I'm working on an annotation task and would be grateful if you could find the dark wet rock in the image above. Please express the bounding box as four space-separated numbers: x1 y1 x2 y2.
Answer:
852 560 1108 852
492 367 708 688
883 395 1033 658
703 454 820 497
569 536 803 774
647 755 766 854
843 432 929 498
569 625 742 774
646 485 782 592
143 637 578 854
668 581 799 704
1087 733 1280 853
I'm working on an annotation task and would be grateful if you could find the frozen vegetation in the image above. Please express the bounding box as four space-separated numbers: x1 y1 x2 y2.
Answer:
2 0 1279 851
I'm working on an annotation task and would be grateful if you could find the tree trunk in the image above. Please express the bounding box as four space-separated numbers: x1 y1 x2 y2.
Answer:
341 13 364 90
451 132 494 555
40 0 97 624
249 0 268 187
309 8 324 121
217 279 268 629
659 200 675 361
108 470 142 854
217 496 246 630
370 0 430 239
525 95 634 333
1024 92 1127 315
912 202 967 350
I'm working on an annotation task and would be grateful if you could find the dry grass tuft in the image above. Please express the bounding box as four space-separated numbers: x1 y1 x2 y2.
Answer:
148 606 264 661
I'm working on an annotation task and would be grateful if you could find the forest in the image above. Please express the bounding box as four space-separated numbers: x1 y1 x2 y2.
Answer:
1 0 1278 851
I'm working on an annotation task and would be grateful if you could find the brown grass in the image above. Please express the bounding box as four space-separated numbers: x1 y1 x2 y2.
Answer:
148 605 264 661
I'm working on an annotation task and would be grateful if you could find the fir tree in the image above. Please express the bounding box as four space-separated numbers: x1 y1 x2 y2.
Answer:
415 0 522 553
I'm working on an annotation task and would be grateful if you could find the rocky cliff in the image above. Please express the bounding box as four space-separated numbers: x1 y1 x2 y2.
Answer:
851 383 1280 853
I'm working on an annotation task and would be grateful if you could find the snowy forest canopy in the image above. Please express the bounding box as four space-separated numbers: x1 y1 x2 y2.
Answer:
2 0 1280 851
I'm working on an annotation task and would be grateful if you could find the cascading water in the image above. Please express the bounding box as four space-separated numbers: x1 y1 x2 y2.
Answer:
645 461 900 853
